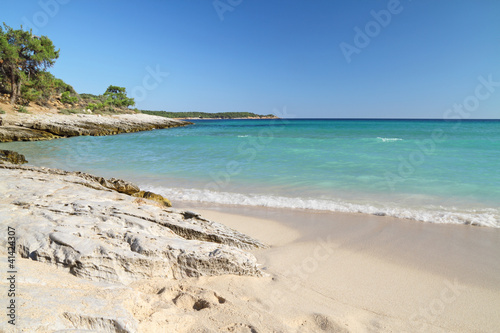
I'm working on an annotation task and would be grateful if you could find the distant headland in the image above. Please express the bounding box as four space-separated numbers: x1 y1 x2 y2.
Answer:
140 110 279 119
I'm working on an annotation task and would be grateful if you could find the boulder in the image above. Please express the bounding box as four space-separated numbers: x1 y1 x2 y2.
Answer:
132 190 172 207
106 177 141 195
0 149 28 164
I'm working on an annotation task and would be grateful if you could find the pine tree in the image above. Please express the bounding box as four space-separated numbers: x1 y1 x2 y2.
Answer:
0 23 59 104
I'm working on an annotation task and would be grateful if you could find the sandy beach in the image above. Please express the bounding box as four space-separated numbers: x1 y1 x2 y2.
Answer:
2 1 499 331
1 113 499 332
1 112 499 332
179 203 500 332
0 160 499 332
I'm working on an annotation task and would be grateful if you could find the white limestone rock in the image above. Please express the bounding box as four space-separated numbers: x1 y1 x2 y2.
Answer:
0 165 265 285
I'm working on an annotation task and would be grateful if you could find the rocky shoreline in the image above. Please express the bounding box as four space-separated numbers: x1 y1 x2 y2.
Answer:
0 108 271 331
0 112 192 142
0 157 266 331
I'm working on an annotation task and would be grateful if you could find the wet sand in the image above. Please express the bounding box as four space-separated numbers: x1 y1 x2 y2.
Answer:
180 202 500 332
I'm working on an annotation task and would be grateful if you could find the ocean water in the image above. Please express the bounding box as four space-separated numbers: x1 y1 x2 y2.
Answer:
2 119 499 227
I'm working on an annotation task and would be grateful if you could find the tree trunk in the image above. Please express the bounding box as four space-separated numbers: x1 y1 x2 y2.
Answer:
9 72 19 105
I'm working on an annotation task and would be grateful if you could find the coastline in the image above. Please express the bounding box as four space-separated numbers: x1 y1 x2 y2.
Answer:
0 159 499 331
0 163 265 332
1 114 499 331
172 116 280 120
180 203 500 332
0 111 192 142
1 3 497 331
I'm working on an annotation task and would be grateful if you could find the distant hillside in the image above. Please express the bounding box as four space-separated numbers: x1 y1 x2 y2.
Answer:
140 111 278 119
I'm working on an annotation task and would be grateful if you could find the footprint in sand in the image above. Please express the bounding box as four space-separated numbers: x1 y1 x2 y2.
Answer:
157 284 227 312
295 313 350 333
222 322 259 333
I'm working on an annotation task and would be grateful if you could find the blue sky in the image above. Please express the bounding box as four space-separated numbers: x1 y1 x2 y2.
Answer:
3 0 500 118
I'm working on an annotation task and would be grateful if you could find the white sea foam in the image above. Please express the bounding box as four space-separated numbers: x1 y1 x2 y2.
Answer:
377 137 403 142
144 186 500 228
237 135 250 137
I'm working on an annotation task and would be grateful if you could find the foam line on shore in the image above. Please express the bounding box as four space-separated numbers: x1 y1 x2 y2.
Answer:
145 186 500 228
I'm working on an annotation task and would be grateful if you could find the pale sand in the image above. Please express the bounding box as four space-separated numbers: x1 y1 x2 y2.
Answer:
3 196 499 331
179 203 500 332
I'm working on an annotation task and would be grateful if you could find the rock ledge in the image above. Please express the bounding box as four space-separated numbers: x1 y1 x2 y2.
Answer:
0 112 192 142
0 164 265 285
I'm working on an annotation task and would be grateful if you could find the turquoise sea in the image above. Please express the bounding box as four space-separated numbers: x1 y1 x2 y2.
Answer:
2 119 499 227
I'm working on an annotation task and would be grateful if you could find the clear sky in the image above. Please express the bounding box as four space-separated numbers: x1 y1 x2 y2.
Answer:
3 0 500 118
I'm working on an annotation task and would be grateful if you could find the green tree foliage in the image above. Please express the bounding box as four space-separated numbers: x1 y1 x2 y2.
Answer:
103 85 135 108
80 85 135 111
21 71 77 105
79 86 135 113
140 111 277 119
0 23 59 104
60 91 78 104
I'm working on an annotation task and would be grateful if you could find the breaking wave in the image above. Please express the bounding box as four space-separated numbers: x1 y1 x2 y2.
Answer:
144 186 500 228
377 137 403 142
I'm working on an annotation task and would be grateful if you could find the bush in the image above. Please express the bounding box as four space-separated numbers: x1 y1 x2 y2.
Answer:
61 91 78 104
17 105 28 113
53 78 76 95
21 87 42 102
87 103 97 111
0 109 5 114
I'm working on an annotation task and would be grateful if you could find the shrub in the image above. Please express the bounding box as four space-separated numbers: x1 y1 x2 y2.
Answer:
87 103 97 111
61 91 78 104
18 72 79 105
21 87 42 102
17 105 28 113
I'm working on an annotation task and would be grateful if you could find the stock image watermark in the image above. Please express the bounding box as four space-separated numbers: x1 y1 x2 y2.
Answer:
248 235 338 325
280 235 337 292
339 0 403 64
385 74 499 191
6 226 17 326
213 0 243 21
409 279 466 332
130 65 169 103
442 74 500 123
21 0 71 34
64 136 106 169
204 107 293 192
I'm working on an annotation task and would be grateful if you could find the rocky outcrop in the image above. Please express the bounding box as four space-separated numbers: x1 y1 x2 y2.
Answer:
0 149 28 164
0 257 140 333
0 125 61 141
0 164 168 206
0 112 192 142
132 190 172 207
0 164 265 286
107 177 142 195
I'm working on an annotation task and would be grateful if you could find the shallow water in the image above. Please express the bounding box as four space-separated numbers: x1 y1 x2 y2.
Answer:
2 118 499 227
